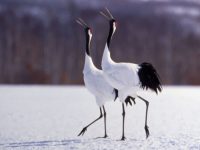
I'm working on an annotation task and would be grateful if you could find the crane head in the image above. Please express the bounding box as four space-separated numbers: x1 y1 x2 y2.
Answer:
100 8 117 29
76 18 92 38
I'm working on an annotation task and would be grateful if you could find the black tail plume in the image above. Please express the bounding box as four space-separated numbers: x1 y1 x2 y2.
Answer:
138 62 162 94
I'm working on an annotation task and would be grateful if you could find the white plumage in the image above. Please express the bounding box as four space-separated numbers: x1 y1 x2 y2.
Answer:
102 45 141 101
102 44 140 99
100 8 162 140
76 18 117 138
83 54 116 106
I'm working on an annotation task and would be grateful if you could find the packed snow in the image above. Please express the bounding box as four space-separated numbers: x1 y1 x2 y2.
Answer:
0 85 200 149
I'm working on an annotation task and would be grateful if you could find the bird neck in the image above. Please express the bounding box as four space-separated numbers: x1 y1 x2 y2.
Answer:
102 44 115 70
85 33 91 56
83 32 95 74
107 25 114 48
83 54 96 74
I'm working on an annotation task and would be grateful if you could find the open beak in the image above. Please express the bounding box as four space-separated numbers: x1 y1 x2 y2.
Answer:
100 7 114 20
76 18 89 28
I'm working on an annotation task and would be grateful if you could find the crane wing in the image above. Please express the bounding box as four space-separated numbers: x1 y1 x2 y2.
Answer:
105 63 140 88
84 70 115 99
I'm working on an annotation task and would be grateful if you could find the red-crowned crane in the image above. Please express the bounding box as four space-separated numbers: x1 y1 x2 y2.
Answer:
76 18 118 138
100 9 162 140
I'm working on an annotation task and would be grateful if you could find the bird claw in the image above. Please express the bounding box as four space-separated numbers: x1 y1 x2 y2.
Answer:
104 134 108 138
78 127 87 136
131 98 136 104
125 97 136 106
95 134 108 139
144 125 150 139
125 99 132 106
121 136 126 141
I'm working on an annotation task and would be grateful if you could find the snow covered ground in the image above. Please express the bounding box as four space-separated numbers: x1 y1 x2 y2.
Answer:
0 85 200 149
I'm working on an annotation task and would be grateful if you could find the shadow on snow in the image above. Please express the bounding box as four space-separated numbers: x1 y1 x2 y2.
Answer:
1 139 81 148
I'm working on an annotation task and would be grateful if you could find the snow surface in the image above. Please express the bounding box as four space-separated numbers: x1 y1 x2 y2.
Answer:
0 85 200 149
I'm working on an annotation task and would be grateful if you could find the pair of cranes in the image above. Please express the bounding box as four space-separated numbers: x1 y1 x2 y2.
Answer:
77 8 162 140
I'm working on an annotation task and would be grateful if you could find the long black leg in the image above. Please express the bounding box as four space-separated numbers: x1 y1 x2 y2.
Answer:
121 103 126 140
137 96 150 139
102 106 108 138
78 107 103 136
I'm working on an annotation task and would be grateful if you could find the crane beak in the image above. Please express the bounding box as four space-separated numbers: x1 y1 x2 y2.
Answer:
76 19 85 28
100 11 110 20
76 18 89 28
105 7 114 19
100 7 114 20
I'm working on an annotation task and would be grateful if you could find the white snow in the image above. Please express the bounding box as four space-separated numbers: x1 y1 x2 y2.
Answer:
0 85 200 149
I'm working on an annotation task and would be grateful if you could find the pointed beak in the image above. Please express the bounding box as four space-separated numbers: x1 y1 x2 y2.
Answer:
100 8 114 20
100 11 110 20
76 18 89 29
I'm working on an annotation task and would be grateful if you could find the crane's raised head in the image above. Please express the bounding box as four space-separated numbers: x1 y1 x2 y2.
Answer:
110 19 117 33
76 18 92 38
100 8 117 32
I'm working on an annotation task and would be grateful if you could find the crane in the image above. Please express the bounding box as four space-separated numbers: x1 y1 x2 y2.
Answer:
76 18 118 138
100 8 162 140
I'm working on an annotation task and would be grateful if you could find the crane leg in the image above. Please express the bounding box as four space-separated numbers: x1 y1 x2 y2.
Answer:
78 107 103 136
121 103 126 140
102 106 108 138
137 96 150 139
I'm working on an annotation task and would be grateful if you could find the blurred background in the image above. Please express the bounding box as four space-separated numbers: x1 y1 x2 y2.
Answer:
0 0 199 85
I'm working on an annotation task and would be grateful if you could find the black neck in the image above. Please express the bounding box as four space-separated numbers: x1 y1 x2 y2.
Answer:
85 33 90 56
107 24 114 48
